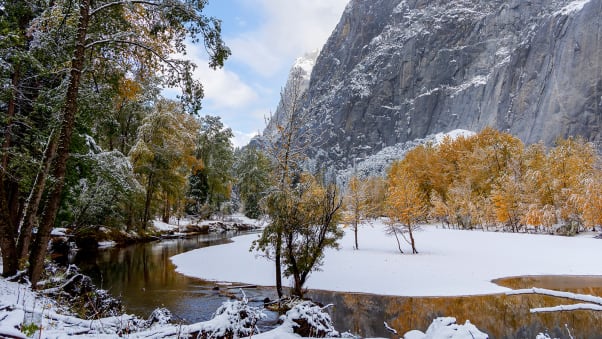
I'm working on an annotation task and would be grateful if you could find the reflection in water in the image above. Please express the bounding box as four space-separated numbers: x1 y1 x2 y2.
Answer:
73 232 278 325
309 276 602 338
73 235 602 338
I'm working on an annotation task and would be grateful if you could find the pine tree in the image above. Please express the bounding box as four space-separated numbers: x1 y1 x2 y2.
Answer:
188 116 234 215
234 146 271 219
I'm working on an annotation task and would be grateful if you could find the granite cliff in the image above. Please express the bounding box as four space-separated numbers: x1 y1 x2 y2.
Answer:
262 0 602 171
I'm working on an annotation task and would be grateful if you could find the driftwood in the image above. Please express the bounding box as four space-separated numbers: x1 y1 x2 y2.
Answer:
507 287 602 313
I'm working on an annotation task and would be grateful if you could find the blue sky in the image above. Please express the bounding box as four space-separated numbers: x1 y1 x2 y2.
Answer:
182 0 349 147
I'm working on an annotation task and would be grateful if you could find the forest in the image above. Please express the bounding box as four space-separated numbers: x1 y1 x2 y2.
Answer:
0 0 231 284
384 128 602 234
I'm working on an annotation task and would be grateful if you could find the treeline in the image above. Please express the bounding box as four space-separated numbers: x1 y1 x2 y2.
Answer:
0 0 230 284
382 128 602 234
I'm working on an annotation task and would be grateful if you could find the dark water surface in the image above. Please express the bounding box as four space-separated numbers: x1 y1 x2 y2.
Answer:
73 233 602 338
73 232 279 327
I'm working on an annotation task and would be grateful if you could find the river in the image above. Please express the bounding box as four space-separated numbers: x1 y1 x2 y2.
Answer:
72 232 602 338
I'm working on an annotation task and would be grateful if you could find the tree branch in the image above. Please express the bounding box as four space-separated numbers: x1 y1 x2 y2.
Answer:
85 39 179 72
530 303 602 313
506 287 602 305
90 0 161 17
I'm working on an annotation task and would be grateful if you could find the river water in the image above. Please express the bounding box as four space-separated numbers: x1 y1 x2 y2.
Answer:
73 232 602 338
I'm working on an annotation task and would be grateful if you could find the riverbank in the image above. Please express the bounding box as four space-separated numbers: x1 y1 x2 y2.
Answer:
49 214 265 256
0 271 490 338
3 224 600 338
171 220 602 296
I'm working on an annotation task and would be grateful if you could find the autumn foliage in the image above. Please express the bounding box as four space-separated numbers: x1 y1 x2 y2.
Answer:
385 128 602 234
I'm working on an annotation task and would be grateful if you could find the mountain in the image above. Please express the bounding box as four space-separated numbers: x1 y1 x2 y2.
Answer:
261 50 320 141
261 0 602 172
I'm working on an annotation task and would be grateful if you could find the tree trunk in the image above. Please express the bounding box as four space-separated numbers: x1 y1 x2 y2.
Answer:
0 67 20 276
286 231 304 297
408 224 418 254
275 230 283 299
162 194 170 223
17 131 58 267
0 194 18 276
28 0 91 287
354 220 359 250
293 273 303 297
142 172 154 230
392 228 404 254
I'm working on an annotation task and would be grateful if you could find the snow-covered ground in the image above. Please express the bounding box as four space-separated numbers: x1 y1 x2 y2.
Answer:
172 220 602 297
152 214 267 233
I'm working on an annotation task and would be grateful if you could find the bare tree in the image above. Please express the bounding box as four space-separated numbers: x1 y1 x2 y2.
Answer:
255 67 311 299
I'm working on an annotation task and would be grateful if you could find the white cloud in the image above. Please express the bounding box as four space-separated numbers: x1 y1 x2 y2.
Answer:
231 0 349 77
232 130 259 148
171 0 348 140
186 46 259 110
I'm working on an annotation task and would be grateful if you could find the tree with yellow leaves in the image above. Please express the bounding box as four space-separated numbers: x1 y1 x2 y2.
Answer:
582 171 602 229
548 137 596 233
258 173 343 297
130 99 200 228
343 175 375 250
491 172 525 232
364 176 388 218
386 163 428 254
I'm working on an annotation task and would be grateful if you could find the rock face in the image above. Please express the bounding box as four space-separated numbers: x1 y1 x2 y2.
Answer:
261 50 319 141
266 0 602 171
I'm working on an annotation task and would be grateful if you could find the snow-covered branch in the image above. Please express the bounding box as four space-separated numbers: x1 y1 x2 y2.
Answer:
507 287 602 313
506 287 602 305
84 39 180 73
530 303 602 313
90 0 161 17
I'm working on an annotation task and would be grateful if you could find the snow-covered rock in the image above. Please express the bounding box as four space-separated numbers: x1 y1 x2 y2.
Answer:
191 294 266 338
403 317 488 339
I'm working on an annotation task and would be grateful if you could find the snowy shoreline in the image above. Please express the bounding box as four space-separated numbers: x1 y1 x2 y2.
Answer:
171 221 602 297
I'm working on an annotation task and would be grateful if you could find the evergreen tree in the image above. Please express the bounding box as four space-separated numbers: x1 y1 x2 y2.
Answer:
233 146 271 219
188 115 234 215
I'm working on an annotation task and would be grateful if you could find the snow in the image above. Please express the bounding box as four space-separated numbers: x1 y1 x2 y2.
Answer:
507 287 602 313
187 293 266 338
243 301 341 339
447 75 489 97
152 219 180 232
172 220 602 297
50 228 68 236
433 129 475 145
403 317 488 339
97 241 116 249
530 303 602 312
337 129 476 185
554 0 591 16
224 213 268 228
293 49 320 78
507 287 602 305
0 308 27 339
